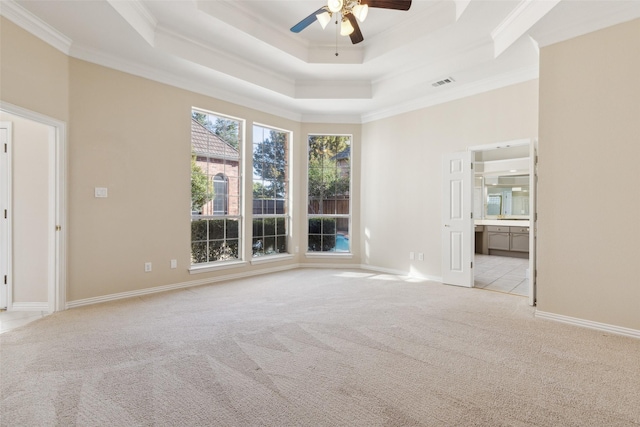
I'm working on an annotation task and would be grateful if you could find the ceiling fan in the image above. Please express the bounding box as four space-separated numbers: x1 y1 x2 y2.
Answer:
290 0 412 45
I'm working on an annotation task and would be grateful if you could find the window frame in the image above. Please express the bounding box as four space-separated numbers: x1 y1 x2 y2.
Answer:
305 133 353 258
189 108 246 272
250 123 293 262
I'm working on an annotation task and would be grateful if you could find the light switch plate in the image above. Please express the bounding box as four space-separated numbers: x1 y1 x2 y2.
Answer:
95 187 108 198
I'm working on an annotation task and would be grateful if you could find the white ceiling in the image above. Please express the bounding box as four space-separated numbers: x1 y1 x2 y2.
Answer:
2 0 639 122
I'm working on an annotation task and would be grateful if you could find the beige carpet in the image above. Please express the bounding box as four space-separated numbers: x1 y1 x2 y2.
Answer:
1 269 639 426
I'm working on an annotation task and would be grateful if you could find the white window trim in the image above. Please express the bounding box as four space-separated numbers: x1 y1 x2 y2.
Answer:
251 123 293 259
250 253 295 265
305 252 353 259
191 107 245 266
306 133 353 255
189 260 248 275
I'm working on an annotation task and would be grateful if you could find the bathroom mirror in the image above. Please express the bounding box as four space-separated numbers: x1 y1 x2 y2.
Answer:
483 175 529 219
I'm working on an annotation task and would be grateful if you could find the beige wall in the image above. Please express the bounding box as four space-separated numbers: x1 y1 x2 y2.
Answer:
0 17 69 122
0 112 51 304
537 19 640 330
67 59 307 301
361 81 539 279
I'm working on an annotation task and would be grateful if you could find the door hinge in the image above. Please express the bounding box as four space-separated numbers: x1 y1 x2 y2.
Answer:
55 225 61 231
3 209 6 219
3 275 6 285
470 262 473 269
3 143 6 153
471 212 473 219
471 163 474 170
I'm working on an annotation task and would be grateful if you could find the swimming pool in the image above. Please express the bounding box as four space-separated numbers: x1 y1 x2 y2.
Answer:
335 234 349 252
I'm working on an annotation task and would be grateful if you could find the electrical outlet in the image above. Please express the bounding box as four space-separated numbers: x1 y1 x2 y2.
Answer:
418 253 424 261
409 252 415 260
144 262 152 272
170 259 177 269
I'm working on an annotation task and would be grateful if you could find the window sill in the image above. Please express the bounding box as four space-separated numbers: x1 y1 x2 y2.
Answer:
250 253 295 265
305 252 353 259
189 260 248 275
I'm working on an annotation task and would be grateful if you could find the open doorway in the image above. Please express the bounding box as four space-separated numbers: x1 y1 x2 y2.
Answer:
0 102 66 313
470 140 536 305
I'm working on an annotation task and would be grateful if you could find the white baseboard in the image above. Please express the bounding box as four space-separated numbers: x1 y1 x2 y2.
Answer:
66 263 443 310
67 263 300 309
10 302 49 312
535 310 640 339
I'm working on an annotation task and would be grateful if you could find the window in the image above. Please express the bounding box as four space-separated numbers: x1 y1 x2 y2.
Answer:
212 173 228 215
307 135 351 253
252 124 290 257
191 110 242 264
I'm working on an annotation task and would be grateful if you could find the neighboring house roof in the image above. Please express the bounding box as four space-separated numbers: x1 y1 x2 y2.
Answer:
333 146 350 161
191 119 239 161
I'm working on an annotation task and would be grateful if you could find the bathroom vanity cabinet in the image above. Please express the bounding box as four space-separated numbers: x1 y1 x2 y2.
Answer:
475 222 530 258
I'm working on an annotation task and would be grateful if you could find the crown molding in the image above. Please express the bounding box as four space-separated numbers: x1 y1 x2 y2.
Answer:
532 3 640 48
298 113 363 124
491 0 560 58
0 0 72 54
361 64 539 123
2 0 542 125
155 26 297 98
196 0 312 63
69 44 303 123
455 0 471 21
106 0 157 46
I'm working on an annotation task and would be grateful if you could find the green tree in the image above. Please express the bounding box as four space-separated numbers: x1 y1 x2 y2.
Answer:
192 111 211 129
253 129 287 199
307 135 350 215
213 118 239 149
191 156 213 213
192 111 239 149
308 135 349 162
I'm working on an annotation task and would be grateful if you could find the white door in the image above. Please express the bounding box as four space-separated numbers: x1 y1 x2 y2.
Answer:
442 151 473 287
528 140 538 305
0 122 11 309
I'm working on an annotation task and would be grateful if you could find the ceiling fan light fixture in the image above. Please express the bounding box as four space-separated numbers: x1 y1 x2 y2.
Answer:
352 4 369 22
340 17 354 36
327 0 343 13
316 11 332 29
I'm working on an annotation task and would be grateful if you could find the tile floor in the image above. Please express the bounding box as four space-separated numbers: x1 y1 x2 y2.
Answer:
0 310 48 334
474 254 529 296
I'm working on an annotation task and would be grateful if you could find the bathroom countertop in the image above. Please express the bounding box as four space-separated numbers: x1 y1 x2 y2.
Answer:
475 219 530 227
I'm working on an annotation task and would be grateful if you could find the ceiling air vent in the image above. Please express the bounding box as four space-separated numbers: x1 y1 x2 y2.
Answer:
431 77 455 88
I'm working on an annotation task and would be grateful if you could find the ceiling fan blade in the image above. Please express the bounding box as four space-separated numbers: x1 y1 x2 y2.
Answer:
290 7 326 33
346 14 364 44
361 0 412 11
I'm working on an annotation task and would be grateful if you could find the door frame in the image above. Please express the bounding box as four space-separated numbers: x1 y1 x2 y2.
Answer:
0 122 12 309
0 102 67 312
467 138 537 306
